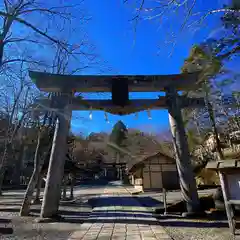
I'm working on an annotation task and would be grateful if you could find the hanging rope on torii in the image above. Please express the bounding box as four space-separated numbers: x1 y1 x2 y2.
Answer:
30 70 205 218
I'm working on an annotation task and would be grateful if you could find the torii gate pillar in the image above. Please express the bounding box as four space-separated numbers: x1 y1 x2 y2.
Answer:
166 86 200 214
40 94 70 218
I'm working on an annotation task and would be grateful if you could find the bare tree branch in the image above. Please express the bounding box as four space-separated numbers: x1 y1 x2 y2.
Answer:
125 0 240 53
0 10 62 46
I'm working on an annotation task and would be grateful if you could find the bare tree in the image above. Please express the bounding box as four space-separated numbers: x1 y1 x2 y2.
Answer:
124 0 240 54
20 114 53 216
19 35 97 215
0 0 88 68
0 66 40 194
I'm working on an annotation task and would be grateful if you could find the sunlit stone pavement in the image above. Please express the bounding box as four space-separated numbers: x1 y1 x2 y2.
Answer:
68 184 171 240
1 182 237 240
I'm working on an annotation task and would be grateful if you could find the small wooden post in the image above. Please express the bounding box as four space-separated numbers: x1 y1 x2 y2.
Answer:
34 174 42 203
163 188 167 215
116 152 121 180
131 175 134 185
219 171 235 235
160 165 167 215
119 165 122 180
205 160 240 235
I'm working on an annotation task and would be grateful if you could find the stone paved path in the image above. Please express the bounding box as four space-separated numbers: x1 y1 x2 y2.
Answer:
68 185 172 240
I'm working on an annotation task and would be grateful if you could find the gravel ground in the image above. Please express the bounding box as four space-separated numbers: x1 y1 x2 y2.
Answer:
0 203 92 239
135 189 240 240
162 219 236 240
0 188 94 240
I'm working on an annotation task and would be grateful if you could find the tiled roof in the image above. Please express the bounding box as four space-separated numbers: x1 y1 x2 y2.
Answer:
126 151 175 173
206 159 240 170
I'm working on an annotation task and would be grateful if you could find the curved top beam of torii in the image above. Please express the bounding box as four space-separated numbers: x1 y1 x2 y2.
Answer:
29 70 201 92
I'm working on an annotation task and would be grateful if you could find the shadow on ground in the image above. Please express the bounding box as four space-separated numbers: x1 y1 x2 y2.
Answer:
0 195 25 199
156 220 228 228
0 227 13 234
86 195 232 229
0 206 91 224
0 202 22 206
80 210 230 228
0 184 232 234
88 196 162 208
0 198 92 225
0 218 13 235
83 210 231 229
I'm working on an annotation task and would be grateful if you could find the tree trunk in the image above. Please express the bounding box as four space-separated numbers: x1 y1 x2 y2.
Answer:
207 102 224 160
116 152 119 179
12 144 25 186
70 173 75 200
0 88 25 193
20 132 43 216
0 42 4 67
0 143 11 195
20 169 39 216
203 80 224 160
0 168 5 195
62 175 67 200
33 174 42 204
166 87 200 214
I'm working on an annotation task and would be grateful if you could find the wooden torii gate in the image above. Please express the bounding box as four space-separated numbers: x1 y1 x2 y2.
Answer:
30 70 205 218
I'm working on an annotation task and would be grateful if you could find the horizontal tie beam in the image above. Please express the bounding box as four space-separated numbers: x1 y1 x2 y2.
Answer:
31 97 205 116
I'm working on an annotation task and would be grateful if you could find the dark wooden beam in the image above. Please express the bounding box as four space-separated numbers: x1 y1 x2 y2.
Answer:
29 71 201 92
32 97 205 115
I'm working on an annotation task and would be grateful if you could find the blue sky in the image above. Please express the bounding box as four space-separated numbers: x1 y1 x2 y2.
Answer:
70 0 228 136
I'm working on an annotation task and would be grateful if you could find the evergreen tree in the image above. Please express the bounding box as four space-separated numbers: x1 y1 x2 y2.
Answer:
109 121 128 146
